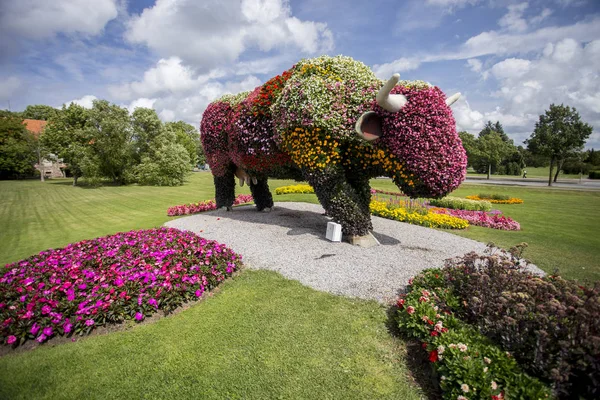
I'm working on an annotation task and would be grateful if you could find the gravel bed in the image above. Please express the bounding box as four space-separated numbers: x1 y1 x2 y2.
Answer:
165 202 544 304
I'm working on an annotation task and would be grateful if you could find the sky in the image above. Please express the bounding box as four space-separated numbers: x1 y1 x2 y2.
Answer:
0 0 599 148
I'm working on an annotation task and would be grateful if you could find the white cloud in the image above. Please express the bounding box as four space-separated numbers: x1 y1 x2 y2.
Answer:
373 58 421 78
125 0 333 71
466 58 483 73
0 76 21 102
126 98 157 113
530 8 553 25
490 58 531 80
498 2 529 33
0 0 118 39
453 97 485 132
395 0 478 32
66 95 98 109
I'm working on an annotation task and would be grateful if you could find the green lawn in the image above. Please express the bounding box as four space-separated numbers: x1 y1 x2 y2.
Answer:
467 166 582 180
368 179 600 281
1 172 599 398
0 270 422 400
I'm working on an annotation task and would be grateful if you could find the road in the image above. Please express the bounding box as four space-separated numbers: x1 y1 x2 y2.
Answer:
465 176 600 190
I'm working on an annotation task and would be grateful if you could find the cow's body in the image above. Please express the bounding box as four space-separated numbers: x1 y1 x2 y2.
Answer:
200 56 467 240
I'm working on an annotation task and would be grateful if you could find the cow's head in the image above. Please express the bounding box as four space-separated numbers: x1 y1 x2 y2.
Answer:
355 74 467 198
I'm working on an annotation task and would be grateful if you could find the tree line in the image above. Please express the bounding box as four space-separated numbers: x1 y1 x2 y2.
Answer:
459 104 594 186
0 100 206 186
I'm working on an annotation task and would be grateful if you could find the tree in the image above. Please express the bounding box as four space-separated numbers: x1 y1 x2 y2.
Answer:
85 100 133 184
478 120 512 144
165 121 204 166
476 131 512 179
134 128 191 186
458 131 477 168
526 104 593 186
22 105 58 121
0 117 37 179
41 103 91 186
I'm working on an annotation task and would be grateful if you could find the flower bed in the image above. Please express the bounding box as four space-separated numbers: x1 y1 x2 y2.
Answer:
167 194 253 216
370 200 469 229
466 195 523 204
369 188 407 197
399 246 600 399
274 184 315 195
428 196 492 211
430 208 520 231
1 228 243 346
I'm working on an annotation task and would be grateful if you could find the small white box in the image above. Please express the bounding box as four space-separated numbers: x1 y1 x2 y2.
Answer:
326 221 342 242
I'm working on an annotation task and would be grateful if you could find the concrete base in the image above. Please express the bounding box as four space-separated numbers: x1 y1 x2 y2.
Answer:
346 232 380 248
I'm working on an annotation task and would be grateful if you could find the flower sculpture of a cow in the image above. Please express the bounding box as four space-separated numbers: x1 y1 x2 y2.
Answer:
200 56 467 245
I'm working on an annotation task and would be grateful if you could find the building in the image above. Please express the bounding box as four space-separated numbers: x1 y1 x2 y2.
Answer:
23 119 66 179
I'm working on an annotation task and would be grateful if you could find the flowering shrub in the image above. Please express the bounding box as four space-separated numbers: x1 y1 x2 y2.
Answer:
1 228 243 346
430 208 521 231
274 184 314 195
370 200 469 229
167 194 253 216
397 266 552 399
466 195 523 204
430 247 600 398
428 196 492 211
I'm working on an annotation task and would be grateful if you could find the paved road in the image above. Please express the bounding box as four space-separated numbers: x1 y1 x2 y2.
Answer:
465 176 600 190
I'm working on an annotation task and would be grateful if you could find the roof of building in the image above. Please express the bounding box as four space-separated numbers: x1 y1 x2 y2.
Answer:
22 119 48 137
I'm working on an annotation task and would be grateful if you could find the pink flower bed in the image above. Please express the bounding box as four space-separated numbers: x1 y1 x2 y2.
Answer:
1 228 243 346
167 194 254 216
430 208 521 231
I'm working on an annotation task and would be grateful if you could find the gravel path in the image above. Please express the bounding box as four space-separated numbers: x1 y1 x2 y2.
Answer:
165 202 544 304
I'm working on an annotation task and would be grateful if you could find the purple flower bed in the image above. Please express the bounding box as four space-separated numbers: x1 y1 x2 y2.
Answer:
430 208 521 231
0 228 243 346
167 194 254 216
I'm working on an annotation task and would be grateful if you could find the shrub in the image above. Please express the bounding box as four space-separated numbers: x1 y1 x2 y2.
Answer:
589 170 600 179
428 196 492 211
397 271 551 399
274 184 314 195
167 194 253 216
411 247 600 398
430 208 520 231
466 195 523 204
370 200 469 229
0 228 243 346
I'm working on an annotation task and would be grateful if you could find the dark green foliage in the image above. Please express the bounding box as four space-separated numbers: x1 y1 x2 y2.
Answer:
305 167 372 236
458 131 477 167
21 105 58 121
477 193 510 200
589 171 600 179
478 121 511 144
526 104 593 186
214 163 236 209
165 121 203 166
416 246 600 398
249 178 274 211
0 117 37 179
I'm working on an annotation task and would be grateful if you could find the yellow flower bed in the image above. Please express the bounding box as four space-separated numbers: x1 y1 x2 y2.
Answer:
466 195 524 204
275 184 315 195
369 200 469 229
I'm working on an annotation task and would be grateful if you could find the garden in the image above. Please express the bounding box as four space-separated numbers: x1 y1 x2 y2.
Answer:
1 173 599 399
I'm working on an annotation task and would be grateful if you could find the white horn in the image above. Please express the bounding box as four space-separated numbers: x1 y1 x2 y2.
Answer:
446 92 461 106
376 73 407 113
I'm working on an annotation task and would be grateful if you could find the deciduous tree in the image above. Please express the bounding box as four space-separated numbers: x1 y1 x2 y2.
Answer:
526 104 593 186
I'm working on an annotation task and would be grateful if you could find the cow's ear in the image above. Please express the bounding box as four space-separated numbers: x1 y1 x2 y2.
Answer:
355 111 382 141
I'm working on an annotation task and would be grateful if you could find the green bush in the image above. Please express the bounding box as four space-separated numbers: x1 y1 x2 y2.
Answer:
410 246 600 399
397 269 551 399
589 170 600 179
428 196 492 211
478 193 510 200
135 142 191 186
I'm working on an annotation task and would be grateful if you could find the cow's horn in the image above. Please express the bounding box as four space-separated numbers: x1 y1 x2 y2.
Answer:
376 73 407 113
446 92 461 106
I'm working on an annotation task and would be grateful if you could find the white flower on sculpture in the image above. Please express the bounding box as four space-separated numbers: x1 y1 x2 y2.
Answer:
461 383 470 393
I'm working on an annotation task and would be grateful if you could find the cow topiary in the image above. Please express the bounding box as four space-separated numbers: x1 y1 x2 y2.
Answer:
200 55 466 245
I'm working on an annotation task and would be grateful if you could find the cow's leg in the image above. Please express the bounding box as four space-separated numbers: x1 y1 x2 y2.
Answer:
304 168 372 237
249 177 274 211
214 163 236 210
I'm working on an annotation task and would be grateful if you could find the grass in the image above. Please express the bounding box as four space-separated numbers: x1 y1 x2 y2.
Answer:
368 179 600 281
467 166 582 180
0 270 423 399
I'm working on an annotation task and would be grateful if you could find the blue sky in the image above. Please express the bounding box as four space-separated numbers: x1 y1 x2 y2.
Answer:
1 0 599 148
